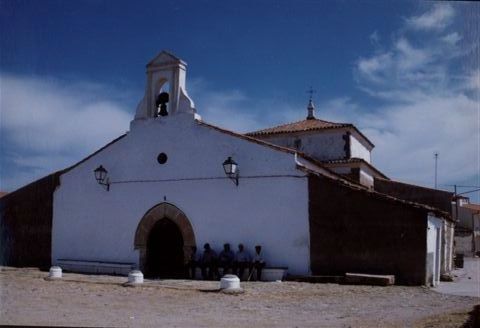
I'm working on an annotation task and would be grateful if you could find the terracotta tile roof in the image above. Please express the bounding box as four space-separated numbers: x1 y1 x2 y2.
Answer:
246 118 350 136
246 118 375 148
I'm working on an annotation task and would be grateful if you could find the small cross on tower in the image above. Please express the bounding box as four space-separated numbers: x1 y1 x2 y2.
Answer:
307 86 316 101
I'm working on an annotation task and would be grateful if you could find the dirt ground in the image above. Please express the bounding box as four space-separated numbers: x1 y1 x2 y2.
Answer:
0 267 479 327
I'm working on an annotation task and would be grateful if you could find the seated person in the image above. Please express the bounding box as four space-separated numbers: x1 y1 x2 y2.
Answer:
250 245 266 281
185 245 200 279
201 243 219 280
233 243 251 280
218 243 235 275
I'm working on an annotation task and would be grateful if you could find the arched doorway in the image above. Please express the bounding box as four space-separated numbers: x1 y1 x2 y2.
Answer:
134 203 196 278
145 218 184 278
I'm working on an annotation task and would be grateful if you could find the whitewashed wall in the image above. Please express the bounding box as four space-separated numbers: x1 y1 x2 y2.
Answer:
52 113 311 275
350 134 371 163
359 169 374 188
427 215 443 286
442 220 454 274
258 130 347 161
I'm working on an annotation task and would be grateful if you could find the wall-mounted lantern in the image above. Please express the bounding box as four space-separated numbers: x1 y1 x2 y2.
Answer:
222 156 239 186
93 165 110 191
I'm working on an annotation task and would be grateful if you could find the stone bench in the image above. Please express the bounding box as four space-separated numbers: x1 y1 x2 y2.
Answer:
56 259 135 276
344 273 395 286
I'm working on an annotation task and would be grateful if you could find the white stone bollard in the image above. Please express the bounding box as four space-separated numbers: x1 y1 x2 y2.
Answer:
49 266 62 279
220 274 241 290
128 270 144 284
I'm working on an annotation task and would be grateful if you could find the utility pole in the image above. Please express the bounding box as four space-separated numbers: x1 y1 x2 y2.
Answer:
454 184 458 222
434 152 439 189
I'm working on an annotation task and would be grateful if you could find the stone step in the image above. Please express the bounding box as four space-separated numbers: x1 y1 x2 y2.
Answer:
287 275 344 283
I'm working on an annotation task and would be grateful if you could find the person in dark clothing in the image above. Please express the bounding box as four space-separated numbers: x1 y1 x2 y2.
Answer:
185 245 200 279
218 243 235 275
201 243 219 280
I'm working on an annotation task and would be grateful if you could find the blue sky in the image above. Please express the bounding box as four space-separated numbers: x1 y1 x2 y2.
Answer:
1 1 479 200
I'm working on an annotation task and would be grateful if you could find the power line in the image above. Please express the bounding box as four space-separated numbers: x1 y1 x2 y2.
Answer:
457 188 480 196
444 185 480 188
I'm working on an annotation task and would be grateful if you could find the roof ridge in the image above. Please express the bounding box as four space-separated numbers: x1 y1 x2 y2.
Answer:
374 177 453 195
246 118 351 136
246 119 307 134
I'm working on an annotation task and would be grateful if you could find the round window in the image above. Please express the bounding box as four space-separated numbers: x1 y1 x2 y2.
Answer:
157 153 168 164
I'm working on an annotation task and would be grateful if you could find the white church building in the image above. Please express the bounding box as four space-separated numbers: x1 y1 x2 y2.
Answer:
1 51 454 285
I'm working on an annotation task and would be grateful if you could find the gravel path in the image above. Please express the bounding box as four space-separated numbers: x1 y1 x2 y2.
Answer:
0 267 478 327
435 257 480 298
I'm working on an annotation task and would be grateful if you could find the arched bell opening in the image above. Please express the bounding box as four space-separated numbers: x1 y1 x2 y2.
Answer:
153 79 171 117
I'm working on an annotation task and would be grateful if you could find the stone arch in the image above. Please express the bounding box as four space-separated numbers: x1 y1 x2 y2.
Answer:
134 202 196 272
153 78 169 97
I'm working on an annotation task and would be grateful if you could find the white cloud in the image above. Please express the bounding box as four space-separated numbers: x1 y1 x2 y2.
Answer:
352 3 479 189
369 30 380 46
405 4 455 31
357 52 393 83
356 34 456 91
395 37 431 71
465 70 480 92
442 32 462 45
0 73 132 191
314 94 478 188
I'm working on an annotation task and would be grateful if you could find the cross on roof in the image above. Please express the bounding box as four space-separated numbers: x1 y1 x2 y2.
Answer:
306 87 316 101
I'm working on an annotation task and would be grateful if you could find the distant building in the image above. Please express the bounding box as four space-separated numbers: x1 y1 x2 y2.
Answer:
0 51 454 285
453 197 480 256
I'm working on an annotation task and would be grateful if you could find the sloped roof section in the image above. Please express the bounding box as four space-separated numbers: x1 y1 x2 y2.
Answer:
246 118 350 136
300 166 451 220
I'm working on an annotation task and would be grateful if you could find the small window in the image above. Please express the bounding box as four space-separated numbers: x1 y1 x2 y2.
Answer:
294 139 302 149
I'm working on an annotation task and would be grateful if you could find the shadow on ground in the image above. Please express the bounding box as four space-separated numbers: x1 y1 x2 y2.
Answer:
462 305 480 328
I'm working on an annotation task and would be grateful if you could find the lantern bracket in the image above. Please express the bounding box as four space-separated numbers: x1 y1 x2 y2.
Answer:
93 165 110 191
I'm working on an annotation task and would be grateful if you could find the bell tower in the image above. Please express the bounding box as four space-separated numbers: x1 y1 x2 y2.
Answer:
134 51 196 120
